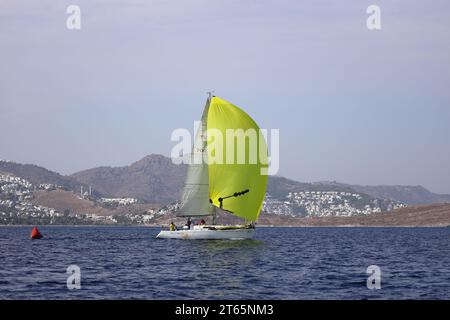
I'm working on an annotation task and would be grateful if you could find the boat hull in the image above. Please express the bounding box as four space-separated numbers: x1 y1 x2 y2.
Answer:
156 228 255 240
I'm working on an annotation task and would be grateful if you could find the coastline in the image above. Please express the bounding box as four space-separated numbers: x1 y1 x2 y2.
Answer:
2 203 449 228
1 224 448 228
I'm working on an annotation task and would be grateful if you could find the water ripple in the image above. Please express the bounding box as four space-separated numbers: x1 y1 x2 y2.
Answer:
0 226 449 299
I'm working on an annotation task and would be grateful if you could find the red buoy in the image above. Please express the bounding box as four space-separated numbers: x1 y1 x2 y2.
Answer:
30 227 43 239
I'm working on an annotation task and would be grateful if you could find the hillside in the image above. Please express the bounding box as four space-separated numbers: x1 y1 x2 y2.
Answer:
70 154 186 204
346 185 450 205
264 176 404 216
68 155 450 208
0 160 92 195
71 155 401 216
317 181 450 205
32 189 157 217
3 155 450 225
274 203 450 227
31 190 102 216
2 168 450 226
69 155 404 216
4 156 448 208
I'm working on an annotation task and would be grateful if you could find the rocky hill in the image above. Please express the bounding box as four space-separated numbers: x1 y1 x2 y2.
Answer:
346 184 450 205
0 160 93 196
70 154 186 204
315 181 450 205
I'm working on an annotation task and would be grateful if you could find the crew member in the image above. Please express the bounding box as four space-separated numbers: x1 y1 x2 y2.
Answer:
186 217 192 229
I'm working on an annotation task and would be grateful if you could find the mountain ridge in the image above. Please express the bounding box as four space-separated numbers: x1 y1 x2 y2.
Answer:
69 154 186 204
315 181 450 205
2 156 450 225
0 160 92 195
2 156 450 206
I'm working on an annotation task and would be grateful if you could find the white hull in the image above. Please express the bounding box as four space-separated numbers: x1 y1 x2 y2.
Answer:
156 227 255 240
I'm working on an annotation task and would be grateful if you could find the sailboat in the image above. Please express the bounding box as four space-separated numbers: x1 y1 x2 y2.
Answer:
156 95 268 240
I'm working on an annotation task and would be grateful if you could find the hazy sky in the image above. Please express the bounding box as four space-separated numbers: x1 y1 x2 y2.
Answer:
1 0 450 193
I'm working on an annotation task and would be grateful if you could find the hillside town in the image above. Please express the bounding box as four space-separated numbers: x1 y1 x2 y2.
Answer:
0 172 158 225
0 174 105 225
263 191 405 217
0 170 405 225
0 174 64 224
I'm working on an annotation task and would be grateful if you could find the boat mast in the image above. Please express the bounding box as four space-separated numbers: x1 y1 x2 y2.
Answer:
206 90 215 225
206 90 214 102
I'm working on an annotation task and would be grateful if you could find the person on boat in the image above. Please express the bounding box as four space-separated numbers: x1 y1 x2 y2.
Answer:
200 219 206 225
169 222 176 231
186 217 192 229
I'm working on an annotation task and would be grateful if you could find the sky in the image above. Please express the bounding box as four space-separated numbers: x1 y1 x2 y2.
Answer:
1 0 450 193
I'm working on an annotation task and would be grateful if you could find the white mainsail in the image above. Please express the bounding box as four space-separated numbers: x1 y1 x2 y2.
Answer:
177 99 213 217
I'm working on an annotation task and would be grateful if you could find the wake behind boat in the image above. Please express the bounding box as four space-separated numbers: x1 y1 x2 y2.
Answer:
156 95 268 240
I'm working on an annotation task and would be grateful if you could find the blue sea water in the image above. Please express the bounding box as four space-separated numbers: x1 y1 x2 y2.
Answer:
0 226 449 300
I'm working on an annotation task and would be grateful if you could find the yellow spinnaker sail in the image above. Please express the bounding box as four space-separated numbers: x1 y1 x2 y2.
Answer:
207 96 268 221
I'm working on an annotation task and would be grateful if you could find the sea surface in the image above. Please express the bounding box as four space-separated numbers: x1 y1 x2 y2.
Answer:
0 226 449 299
